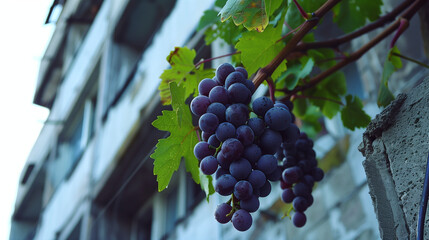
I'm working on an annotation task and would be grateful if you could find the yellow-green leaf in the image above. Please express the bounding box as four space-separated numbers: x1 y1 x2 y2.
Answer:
159 47 214 105
235 24 286 78
219 0 283 32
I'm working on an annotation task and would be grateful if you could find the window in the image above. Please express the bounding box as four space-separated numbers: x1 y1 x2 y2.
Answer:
136 208 153 240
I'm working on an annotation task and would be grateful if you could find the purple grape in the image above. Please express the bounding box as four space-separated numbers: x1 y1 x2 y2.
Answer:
199 78 218 96
267 166 282 181
221 138 244 161
280 179 292 189
298 160 312 174
274 102 290 111
312 167 324 182
247 117 265 137
230 158 252 180
217 151 232 169
258 180 271 197
282 166 303 184
235 66 248 79
240 195 260 212
236 125 254 146
226 104 249 127
215 174 237 196
201 131 211 142
194 142 215 160
292 212 307 228
225 71 246 89
252 96 274 117
306 194 314 207
248 170 266 189
234 180 253 200
281 188 295 203
215 203 232 224
264 106 291 131
215 167 229 179
302 175 315 188
216 63 235 85
293 196 309 212
232 209 252 231
281 124 300 144
199 113 219 134
207 102 226 122
208 134 220 148
243 144 262 165
190 95 211 116
200 156 218 175
209 86 229 105
227 83 251 104
293 182 311 197
244 79 255 93
216 122 236 142
256 154 277 175
259 129 282 154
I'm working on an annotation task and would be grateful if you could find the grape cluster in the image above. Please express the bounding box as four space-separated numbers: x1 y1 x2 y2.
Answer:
191 63 324 231
279 131 324 227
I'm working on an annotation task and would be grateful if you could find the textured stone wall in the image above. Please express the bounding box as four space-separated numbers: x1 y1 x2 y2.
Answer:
360 78 429 239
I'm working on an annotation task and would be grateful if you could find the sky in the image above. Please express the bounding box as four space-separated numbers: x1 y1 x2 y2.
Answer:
0 0 53 239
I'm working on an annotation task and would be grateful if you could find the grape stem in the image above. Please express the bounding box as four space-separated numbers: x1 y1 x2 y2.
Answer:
194 51 241 68
292 94 345 106
391 52 429 69
292 0 309 19
196 128 201 142
266 77 276 103
390 18 409 48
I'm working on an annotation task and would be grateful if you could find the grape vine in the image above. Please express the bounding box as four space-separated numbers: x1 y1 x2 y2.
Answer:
150 0 428 231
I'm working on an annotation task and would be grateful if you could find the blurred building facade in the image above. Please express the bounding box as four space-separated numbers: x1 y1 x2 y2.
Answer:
10 0 428 240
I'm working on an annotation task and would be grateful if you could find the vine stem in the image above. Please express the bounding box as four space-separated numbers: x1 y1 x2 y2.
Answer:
391 52 429 69
194 51 241 68
293 94 344 106
289 0 427 95
252 0 342 89
295 0 414 51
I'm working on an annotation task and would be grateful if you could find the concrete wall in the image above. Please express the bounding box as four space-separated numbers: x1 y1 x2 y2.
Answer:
360 78 429 239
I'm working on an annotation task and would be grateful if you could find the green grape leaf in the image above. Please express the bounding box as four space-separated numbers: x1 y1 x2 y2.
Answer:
307 71 346 119
219 0 282 32
235 24 286 78
277 56 314 90
199 170 215 201
293 101 323 138
266 0 284 17
197 10 219 31
151 83 201 192
333 0 383 33
215 0 228 8
341 95 371 130
159 47 215 105
285 0 325 29
377 46 402 107
204 19 244 45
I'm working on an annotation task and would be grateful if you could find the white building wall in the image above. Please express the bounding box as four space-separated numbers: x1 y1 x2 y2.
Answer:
34 141 94 240
93 0 214 182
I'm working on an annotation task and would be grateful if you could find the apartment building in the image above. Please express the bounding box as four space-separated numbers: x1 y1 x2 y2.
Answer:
10 0 428 239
